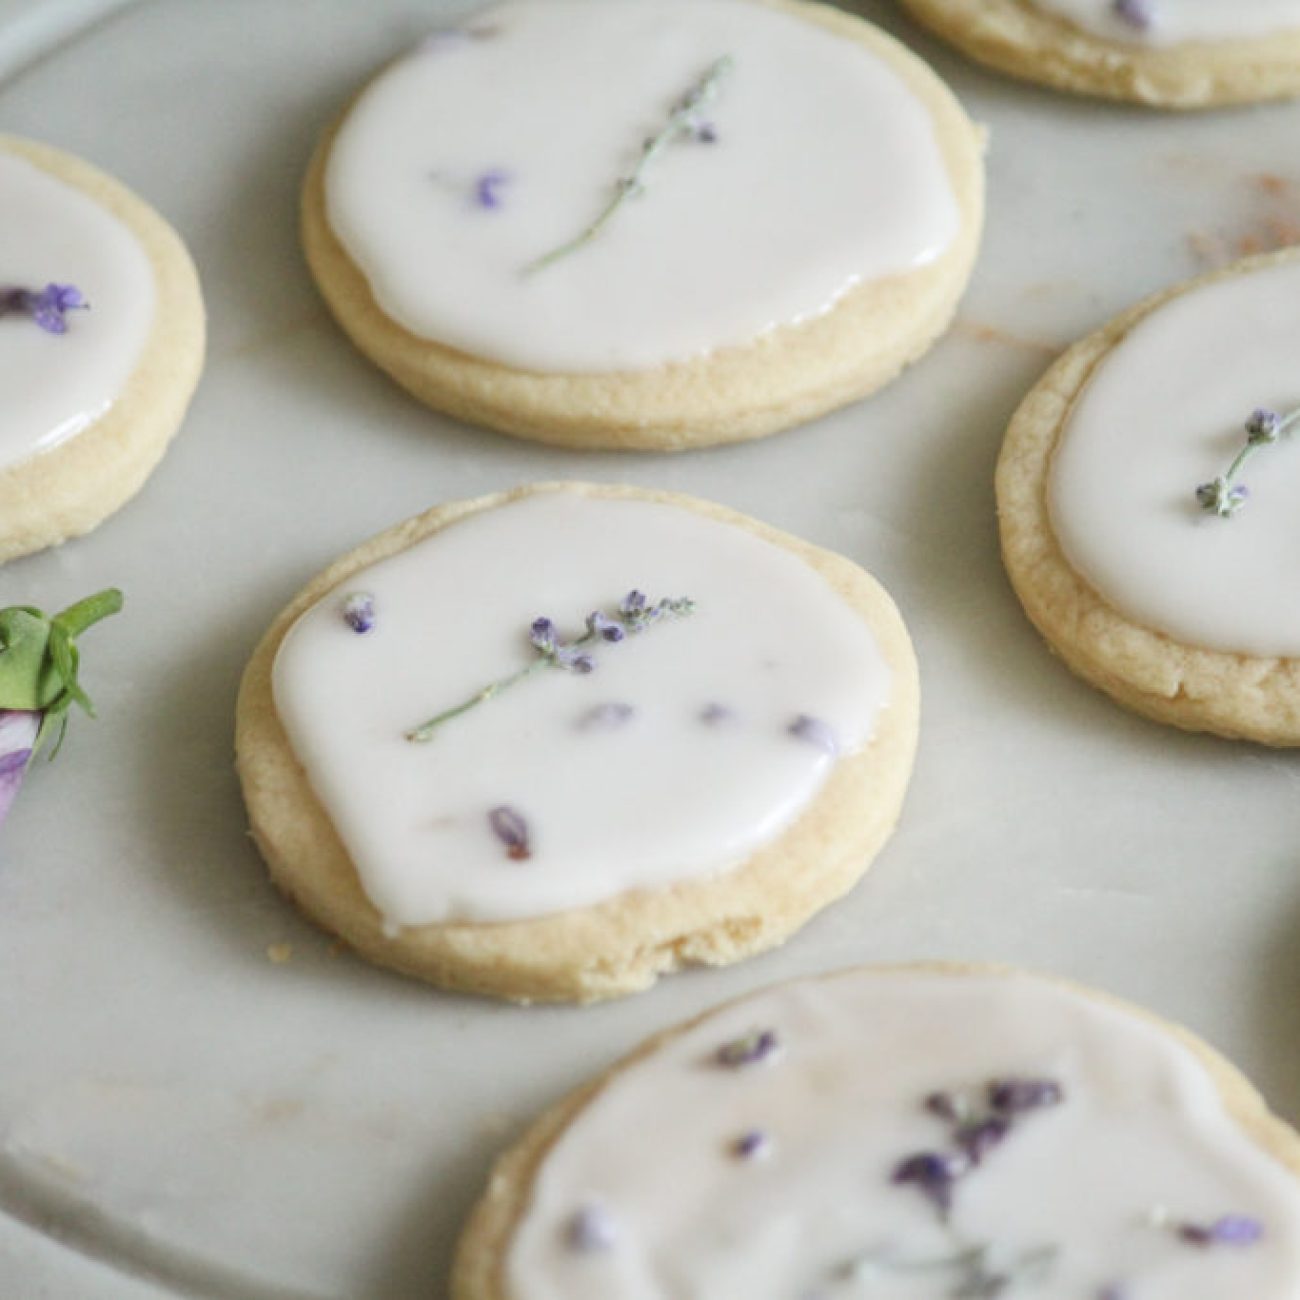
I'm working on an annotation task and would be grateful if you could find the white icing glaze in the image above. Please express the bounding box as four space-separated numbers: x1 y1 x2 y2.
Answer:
1048 259 1300 658
324 0 959 373
271 492 891 927
503 969 1300 1299
0 153 155 473
1030 0 1300 47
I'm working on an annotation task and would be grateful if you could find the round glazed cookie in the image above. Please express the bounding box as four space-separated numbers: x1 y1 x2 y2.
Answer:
235 483 918 1003
898 0 1300 109
998 249 1300 745
0 136 205 563
453 963 1300 1298
301 0 984 451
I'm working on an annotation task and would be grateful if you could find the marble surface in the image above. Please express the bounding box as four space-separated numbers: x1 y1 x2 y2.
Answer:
2 0 1300 1296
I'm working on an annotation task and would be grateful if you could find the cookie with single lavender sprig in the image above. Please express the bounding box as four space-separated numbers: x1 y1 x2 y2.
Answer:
998 247 1300 744
897 0 1300 109
301 0 984 450
452 963 1300 1299
0 136 205 563
235 482 918 1002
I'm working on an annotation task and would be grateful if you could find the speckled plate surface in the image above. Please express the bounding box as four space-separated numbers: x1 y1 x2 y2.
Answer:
3 1 1300 1296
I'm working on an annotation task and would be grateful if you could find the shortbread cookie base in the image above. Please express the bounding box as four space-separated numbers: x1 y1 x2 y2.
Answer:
450 962 1300 1299
997 248 1300 745
300 0 984 451
235 482 919 1003
899 0 1300 109
0 136 205 564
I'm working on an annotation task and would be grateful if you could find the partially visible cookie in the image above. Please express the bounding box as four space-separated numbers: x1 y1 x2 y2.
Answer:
453 963 1300 1298
998 248 1300 744
235 483 919 1003
0 136 205 563
898 0 1300 109
302 0 984 450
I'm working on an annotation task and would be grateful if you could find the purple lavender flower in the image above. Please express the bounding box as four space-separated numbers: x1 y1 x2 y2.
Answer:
694 122 718 144
586 611 625 643
1113 0 1154 29
474 169 510 210
341 592 375 634
732 1128 772 1160
554 646 595 674
566 1204 618 1252
1178 1215 1264 1247
924 1091 966 1123
1 283 88 335
576 701 635 731
955 1116 1011 1165
1246 408 1282 444
1098 1285 1131 1300
699 702 736 726
787 714 839 756
988 1077 1064 1114
487 805 531 861
0 710 39 831
1196 477 1249 516
716 1028 781 1068
620 591 647 616
529 617 557 654
891 1151 969 1214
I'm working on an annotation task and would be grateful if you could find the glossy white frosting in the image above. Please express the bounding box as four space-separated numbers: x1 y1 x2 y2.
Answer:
1030 0 1300 47
0 153 155 473
503 969 1300 1299
272 492 891 927
324 0 959 373
1049 260 1300 658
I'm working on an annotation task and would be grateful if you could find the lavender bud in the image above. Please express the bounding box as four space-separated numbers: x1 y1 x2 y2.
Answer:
1112 0 1153 28
566 1204 618 1252
586 611 625 642
1245 407 1282 444
988 1077 1064 1114
577 701 635 731
716 1028 781 1068
341 592 375 634
1179 1215 1264 1247
955 1116 1011 1165
488 805 531 861
556 647 595 674
787 714 840 755
732 1129 772 1160
1098 1286 1130 1300
529 617 557 653
474 168 510 210
699 702 736 726
923 1091 965 1123
619 590 647 616
891 1151 968 1214
695 122 718 144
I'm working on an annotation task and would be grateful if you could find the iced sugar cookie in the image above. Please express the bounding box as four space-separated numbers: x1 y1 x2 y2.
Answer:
302 0 984 450
898 0 1300 108
998 248 1300 744
0 137 205 562
453 964 1300 1298
235 483 918 1002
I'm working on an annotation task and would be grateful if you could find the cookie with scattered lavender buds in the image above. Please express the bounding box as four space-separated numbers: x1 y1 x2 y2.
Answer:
0 136 205 563
452 963 1300 1299
235 482 918 1002
998 247 1300 744
300 0 984 450
897 0 1300 109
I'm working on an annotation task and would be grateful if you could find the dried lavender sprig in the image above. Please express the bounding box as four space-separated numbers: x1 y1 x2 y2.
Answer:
0 282 88 335
1195 405 1300 518
405 591 694 741
523 55 734 275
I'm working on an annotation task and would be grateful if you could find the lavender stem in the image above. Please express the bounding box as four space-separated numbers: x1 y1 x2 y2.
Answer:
523 55 734 275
